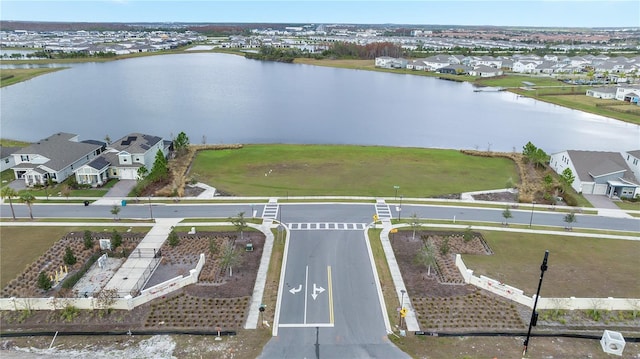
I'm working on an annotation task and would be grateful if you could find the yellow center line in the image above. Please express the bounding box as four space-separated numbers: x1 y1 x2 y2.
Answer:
328 265 334 324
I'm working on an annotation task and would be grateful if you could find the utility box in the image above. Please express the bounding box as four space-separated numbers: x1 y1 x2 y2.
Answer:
245 243 254 252
600 330 625 356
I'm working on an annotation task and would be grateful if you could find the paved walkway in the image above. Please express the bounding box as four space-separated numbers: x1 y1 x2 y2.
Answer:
103 217 182 297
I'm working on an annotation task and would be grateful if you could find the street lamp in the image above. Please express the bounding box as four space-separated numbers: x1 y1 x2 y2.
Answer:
523 250 549 356
397 195 403 221
529 201 536 227
393 185 400 200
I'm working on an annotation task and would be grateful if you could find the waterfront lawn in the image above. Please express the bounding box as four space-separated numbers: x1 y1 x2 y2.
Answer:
0 68 66 88
190 145 518 197
462 231 640 298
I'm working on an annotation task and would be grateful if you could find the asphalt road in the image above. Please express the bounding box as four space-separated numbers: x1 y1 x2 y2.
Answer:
260 229 409 359
2 202 638 232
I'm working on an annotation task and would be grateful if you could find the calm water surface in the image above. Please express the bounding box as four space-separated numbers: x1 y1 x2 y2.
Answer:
1 53 637 153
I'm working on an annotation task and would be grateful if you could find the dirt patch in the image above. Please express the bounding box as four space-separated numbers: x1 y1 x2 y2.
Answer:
472 191 518 202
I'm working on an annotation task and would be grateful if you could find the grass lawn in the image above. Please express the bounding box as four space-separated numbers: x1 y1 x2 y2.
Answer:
616 200 640 211
462 231 640 298
190 145 519 197
0 226 150 288
0 68 67 87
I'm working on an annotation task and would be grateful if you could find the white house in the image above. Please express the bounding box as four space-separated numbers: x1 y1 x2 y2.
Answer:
75 133 167 185
11 133 104 186
0 145 20 172
469 65 503 77
615 87 640 103
586 87 618 99
374 56 407 69
550 150 639 199
623 150 640 186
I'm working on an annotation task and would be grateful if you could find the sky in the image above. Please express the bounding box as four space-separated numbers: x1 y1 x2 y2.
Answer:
1 0 639 28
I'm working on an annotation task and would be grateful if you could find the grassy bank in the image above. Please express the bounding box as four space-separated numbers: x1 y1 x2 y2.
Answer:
189 144 519 197
0 67 67 87
462 231 640 298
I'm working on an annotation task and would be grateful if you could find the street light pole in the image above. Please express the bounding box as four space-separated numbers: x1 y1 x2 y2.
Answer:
523 250 549 356
399 289 406 328
397 195 403 221
529 201 536 227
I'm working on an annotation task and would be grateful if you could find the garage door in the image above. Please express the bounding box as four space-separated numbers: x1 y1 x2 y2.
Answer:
119 168 137 180
593 184 608 195
581 183 594 194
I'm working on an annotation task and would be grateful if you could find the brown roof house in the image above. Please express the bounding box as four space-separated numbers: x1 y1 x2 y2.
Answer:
550 150 640 199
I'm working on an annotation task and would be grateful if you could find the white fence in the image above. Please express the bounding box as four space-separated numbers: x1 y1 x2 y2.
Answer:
455 254 640 311
0 253 205 312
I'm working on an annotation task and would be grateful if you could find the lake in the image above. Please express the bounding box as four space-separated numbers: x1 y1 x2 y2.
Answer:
1 53 637 153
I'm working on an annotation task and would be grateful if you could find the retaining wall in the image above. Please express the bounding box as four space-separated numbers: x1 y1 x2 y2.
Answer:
0 253 205 312
455 254 639 311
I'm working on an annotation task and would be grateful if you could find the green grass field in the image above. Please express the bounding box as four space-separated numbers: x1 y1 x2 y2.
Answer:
190 145 519 197
0 68 67 87
462 231 640 298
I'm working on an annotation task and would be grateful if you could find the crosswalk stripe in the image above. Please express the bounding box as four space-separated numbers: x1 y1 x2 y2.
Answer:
287 223 368 231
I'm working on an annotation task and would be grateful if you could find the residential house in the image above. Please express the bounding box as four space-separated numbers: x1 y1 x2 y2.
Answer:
374 56 407 69
586 87 617 99
615 87 640 103
469 65 503 77
623 150 640 186
422 55 451 71
11 133 104 186
0 145 20 172
512 60 539 74
549 150 639 199
75 133 167 185
437 65 473 75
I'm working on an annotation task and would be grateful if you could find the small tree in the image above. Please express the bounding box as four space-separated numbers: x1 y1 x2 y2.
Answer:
167 229 179 247
559 168 575 191
83 230 93 249
230 212 248 242
564 211 577 230
209 237 220 255
462 226 473 242
137 166 148 180
502 206 512 225
63 246 77 265
1 186 18 220
439 237 450 255
110 205 121 221
149 149 169 181
409 213 420 240
220 238 243 277
111 230 123 249
414 241 437 277
60 184 71 199
19 192 36 219
173 131 190 156
37 271 52 291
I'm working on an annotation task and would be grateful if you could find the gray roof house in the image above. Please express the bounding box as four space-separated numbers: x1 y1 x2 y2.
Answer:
11 133 105 186
550 150 639 199
586 87 618 99
75 132 167 185
0 145 21 172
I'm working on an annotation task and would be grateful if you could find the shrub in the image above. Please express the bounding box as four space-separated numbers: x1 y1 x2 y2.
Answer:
63 246 77 265
60 305 80 322
167 229 179 247
562 192 578 206
111 230 123 249
83 230 93 249
439 237 450 255
37 271 52 291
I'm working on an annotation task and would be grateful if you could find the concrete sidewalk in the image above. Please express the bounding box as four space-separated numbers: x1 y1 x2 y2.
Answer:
377 201 420 332
104 218 182 297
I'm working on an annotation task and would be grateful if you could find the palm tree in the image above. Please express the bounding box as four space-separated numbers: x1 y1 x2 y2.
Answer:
1 187 18 220
20 192 36 219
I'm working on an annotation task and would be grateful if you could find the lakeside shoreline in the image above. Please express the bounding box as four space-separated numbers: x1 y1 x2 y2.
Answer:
1 48 638 125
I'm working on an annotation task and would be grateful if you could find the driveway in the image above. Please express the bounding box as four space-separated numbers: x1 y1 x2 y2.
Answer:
104 180 136 197
582 194 620 210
